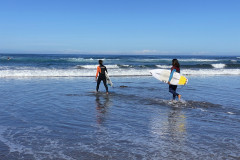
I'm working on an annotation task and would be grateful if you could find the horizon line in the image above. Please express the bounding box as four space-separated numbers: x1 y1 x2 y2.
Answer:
0 52 239 56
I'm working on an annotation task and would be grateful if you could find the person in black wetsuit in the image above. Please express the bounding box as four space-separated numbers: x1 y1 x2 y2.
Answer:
95 60 108 94
168 59 181 100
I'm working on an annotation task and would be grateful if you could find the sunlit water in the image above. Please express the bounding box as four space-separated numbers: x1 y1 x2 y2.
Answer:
0 76 240 159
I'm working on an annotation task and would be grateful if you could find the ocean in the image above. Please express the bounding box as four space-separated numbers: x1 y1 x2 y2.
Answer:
1 54 240 77
0 54 240 159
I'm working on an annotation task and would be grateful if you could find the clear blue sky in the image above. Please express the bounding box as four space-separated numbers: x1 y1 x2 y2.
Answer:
0 0 239 55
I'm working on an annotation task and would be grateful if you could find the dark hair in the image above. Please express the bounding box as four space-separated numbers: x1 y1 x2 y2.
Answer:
172 59 180 68
98 60 103 65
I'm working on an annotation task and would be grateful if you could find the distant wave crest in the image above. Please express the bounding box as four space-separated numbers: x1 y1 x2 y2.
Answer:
156 65 171 69
211 63 226 69
76 65 119 69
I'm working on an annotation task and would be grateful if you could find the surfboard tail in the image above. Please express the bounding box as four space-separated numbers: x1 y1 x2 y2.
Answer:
179 76 188 85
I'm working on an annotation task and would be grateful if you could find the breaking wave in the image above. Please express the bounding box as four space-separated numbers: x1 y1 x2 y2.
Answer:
0 68 240 78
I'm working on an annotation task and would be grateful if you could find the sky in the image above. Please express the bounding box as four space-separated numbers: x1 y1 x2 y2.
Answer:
0 0 240 55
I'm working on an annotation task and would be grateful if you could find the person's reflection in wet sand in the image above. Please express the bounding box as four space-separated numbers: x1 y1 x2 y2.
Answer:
95 94 110 124
167 108 186 143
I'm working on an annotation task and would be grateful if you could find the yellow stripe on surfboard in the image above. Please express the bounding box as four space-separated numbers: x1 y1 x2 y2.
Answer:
178 76 188 85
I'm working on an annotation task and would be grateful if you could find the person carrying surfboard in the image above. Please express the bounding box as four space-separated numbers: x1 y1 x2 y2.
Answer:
96 60 109 94
168 59 181 100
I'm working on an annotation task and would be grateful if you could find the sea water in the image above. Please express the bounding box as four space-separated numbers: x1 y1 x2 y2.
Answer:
0 54 240 159
1 54 240 77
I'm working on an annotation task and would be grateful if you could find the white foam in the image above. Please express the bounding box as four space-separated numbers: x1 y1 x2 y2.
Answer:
0 68 149 77
121 65 130 67
179 58 219 62
211 63 226 69
133 59 165 62
0 126 33 154
198 108 207 112
79 65 119 69
59 58 120 62
60 58 95 62
0 66 45 70
132 58 220 63
181 69 240 75
0 68 240 78
156 65 171 69
78 65 97 69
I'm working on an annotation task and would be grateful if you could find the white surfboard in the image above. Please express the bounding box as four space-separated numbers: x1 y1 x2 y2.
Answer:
105 71 113 87
150 69 188 85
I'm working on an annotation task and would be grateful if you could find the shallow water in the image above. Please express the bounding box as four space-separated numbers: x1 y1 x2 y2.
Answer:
0 76 240 159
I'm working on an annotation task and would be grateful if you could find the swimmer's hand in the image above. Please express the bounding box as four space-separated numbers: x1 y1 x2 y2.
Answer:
168 81 171 85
